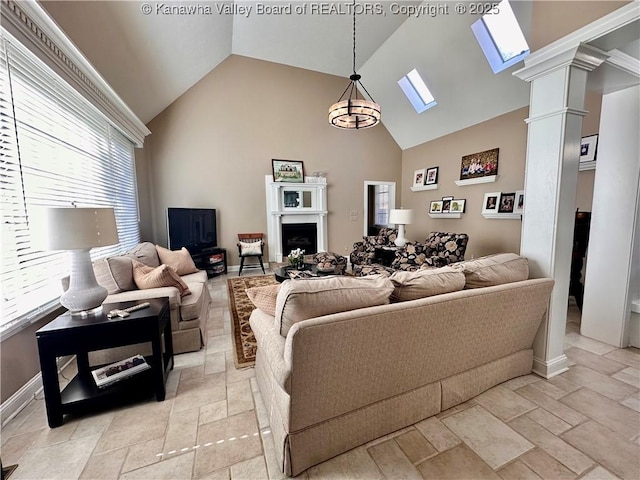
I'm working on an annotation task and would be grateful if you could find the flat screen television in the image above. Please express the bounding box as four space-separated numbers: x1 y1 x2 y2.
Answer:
167 207 217 254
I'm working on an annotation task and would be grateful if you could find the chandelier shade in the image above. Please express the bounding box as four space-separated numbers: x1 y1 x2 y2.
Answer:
328 98 381 130
328 2 381 129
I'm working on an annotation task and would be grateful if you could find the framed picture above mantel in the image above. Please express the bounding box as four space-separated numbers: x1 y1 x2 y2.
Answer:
272 159 305 183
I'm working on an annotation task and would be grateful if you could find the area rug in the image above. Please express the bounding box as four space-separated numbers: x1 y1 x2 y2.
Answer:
227 274 278 368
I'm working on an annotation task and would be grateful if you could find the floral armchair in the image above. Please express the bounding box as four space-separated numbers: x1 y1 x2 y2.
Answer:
391 232 469 272
350 227 398 267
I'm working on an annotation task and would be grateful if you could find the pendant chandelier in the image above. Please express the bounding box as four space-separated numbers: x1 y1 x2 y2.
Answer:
328 0 381 129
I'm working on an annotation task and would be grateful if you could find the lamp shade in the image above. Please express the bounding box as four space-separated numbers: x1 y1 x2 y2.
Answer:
389 209 414 225
34 207 119 250
328 98 381 130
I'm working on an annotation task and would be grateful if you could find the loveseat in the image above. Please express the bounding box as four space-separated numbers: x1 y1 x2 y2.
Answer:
88 242 211 364
248 253 554 476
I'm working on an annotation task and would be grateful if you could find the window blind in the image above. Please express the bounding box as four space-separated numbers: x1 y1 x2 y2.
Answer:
0 31 141 334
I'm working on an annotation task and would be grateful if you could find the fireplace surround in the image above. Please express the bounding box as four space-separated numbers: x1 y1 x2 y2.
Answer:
265 176 328 262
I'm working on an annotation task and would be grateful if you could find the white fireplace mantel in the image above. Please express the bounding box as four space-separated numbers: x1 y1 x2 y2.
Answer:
265 175 328 262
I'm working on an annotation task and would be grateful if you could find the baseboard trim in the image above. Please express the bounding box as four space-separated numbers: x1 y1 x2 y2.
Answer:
0 372 42 428
532 354 569 379
0 355 74 427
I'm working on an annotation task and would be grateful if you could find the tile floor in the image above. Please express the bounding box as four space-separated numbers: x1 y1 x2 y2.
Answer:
1 271 639 479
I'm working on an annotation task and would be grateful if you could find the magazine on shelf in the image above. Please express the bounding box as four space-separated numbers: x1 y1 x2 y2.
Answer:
91 354 151 388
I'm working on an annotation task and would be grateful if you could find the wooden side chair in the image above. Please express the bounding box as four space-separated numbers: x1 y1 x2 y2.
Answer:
237 233 265 276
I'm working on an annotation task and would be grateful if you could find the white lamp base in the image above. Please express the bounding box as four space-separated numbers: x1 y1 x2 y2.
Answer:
61 249 108 313
394 224 407 247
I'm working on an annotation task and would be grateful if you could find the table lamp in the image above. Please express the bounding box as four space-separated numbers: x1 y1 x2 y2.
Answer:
34 207 119 315
388 209 414 247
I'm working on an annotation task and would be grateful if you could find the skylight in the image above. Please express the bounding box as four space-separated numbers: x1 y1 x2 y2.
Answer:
471 0 530 74
398 69 437 114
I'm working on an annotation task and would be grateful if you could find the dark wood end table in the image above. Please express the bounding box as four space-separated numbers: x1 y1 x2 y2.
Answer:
36 298 173 428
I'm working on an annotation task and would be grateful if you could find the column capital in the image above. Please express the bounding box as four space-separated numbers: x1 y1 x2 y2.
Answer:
515 44 608 83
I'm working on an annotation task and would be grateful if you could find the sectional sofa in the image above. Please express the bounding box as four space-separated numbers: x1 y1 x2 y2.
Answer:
248 253 554 476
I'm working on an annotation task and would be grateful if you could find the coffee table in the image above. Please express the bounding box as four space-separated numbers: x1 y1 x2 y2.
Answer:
36 298 173 427
273 264 337 283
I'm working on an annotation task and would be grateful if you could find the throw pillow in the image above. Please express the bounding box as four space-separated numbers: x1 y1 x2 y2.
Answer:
155 245 199 275
246 284 280 317
92 258 120 294
125 242 161 268
131 260 191 297
239 241 262 256
275 275 394 336
456 253 529 288
106 256 136 292
389 266 465 302
390 242 428 271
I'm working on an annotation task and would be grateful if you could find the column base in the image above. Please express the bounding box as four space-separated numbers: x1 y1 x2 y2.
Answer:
533 354 569 379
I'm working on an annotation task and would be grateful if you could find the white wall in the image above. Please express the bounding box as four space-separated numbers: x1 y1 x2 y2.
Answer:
581 85 640 347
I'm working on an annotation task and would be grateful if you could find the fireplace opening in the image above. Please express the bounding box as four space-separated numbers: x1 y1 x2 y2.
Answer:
282 223 317 255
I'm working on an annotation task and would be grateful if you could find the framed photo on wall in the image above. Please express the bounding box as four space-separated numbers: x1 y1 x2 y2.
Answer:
441 196 453 213
482 192 500 213
498 192 516 213
425 166 439 185
580 134 598 163
429 200 443 213
514 190 525 214
459 148 499 180
272 159 305 183
450 199 466 213
413 168 426 188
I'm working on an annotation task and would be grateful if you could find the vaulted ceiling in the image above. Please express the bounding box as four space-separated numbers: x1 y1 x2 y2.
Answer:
41 1 637 150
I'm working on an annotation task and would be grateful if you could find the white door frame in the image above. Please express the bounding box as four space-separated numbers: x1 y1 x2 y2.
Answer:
363 181 396 237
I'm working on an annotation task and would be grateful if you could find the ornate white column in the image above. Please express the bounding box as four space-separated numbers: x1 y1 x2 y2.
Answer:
514 45 607 378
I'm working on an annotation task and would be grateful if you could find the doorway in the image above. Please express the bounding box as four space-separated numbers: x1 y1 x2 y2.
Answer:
363 181 396 237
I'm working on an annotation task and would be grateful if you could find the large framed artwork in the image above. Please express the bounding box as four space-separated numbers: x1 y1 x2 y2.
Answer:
459 148 499 180
272 159 305 183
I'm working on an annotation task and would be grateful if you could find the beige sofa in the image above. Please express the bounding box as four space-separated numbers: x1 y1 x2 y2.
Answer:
249 254 554 476
88 242 211 364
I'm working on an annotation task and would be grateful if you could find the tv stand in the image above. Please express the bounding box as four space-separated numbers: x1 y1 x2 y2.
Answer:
191 247 227 278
